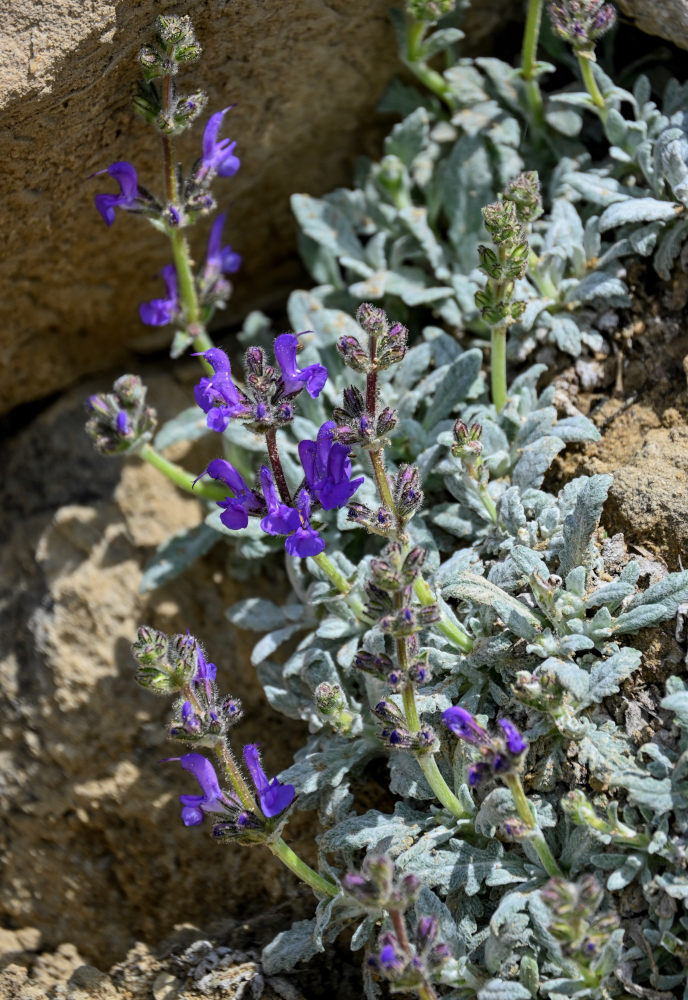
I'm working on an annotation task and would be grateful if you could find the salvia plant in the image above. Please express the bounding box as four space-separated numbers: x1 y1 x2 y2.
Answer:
87 6 688 1000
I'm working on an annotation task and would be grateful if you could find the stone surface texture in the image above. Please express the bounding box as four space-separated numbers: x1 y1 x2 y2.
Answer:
617 0 688 49
0 366 316 969
1 0 511 417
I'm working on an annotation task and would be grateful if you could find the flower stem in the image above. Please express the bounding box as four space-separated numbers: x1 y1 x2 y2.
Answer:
310 552 365 617
369 449 396 513
405 17 454 109
577 54 606 112
160 73 214 368
265 427 292 504
521 0 545 128
491 325 508 413
413 575 473 652
504 773 563 877
269 837 339 898
139 442 228 501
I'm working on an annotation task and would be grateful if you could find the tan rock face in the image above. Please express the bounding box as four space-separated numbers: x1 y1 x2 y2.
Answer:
617 0 688 49
1 0 514 417
0 368 316 967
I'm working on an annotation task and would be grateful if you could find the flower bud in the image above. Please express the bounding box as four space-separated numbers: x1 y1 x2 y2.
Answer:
406 0 456 21
393 464 423 521
337 335 370 372
503 171 543 225
356 302 389 339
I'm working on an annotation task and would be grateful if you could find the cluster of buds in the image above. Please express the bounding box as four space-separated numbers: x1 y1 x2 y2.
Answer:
406 0 456 22
354 644 430 692
347 502 396 537
513 669 569 718
452 419 483 464
361 545 439 638
332 385 398 449
540 876 620 964
373 699 436 752
132 628 243 743
548 0 616 58
85 375 157 456
367 918 452 992
337 304 409 374
561 790 648 848
442 707 527 786
314 682 356 734
342 854 420 911
476 171 542 328
134 16 207 134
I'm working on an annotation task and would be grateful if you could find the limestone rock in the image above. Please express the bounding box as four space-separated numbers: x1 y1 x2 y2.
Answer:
617 0 688 50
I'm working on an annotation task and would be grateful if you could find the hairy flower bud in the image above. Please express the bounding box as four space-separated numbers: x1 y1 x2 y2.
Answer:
85 375 157 456
548 0 616 56
348 503 396 537
503 171 543 225
337 335 370 372
452 420 483 463
356 302 389 340
393 464 423 521
406 0 456 21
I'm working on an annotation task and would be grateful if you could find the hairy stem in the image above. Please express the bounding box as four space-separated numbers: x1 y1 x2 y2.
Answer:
139 442 228 501
413 575 474 652
521 0 545 128
269 837 339 897
491 325 508 413
505 773 563 878
370 449 396 512
577 54 606 112
266 427 292 504
161 73 214 367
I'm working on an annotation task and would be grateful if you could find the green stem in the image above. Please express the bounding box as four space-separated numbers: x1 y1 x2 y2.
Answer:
477 479 499 524
577 54 606 112
419 754 472 820
491 325 508 413
269 837 339 897
405 18 454 108
161 74 214 368
505 774 563 877
369 449 396 512
521 0 545 128
403 678 472 821
139 442 228 501
310 552 365 617
413 575 473 653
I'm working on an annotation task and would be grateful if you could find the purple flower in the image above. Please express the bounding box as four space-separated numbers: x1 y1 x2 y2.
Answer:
201 107 241 178
442 706 491 746
93 162 140 226
172 753 228 827
243 744 295 818
298 421 364 510
204 458 263 529
194 648 217 684
259 466 300 535
205 212 242 277
274 334 328 398
498 719 527 754
139 264 179 326
116 410 130 435
285 491 325 558
194 348 251 432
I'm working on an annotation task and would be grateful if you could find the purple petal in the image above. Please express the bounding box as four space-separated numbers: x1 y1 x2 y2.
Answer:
498 719 527 754
260 778 295 818
442 706 491 746
181 805 204 826
259 466 299 535
243 743 268 795
107 161 139 200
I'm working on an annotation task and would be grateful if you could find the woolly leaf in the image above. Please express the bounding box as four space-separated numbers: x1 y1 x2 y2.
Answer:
559 474 612 579
585 647 642 703
139 522 219 593
422 349 483 428
512 437 565 492
598 197 680 231
261 919 322 973
291 193 364 259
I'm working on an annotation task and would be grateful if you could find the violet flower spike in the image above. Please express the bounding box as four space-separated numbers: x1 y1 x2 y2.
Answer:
498 718 527 755
243 743 295 818
259 466 300 535
203 458 263 529
139 264 180 326
201 107 241 178
194 348 251 432
274 333 328 398
285 490 325 558
205 212 242 277
298 421 364 510
168 753 230 827
442 706 491 746
93 161 140 226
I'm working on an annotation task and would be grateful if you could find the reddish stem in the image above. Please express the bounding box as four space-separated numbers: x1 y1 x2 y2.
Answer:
266 427 292 504
366 336 378 418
